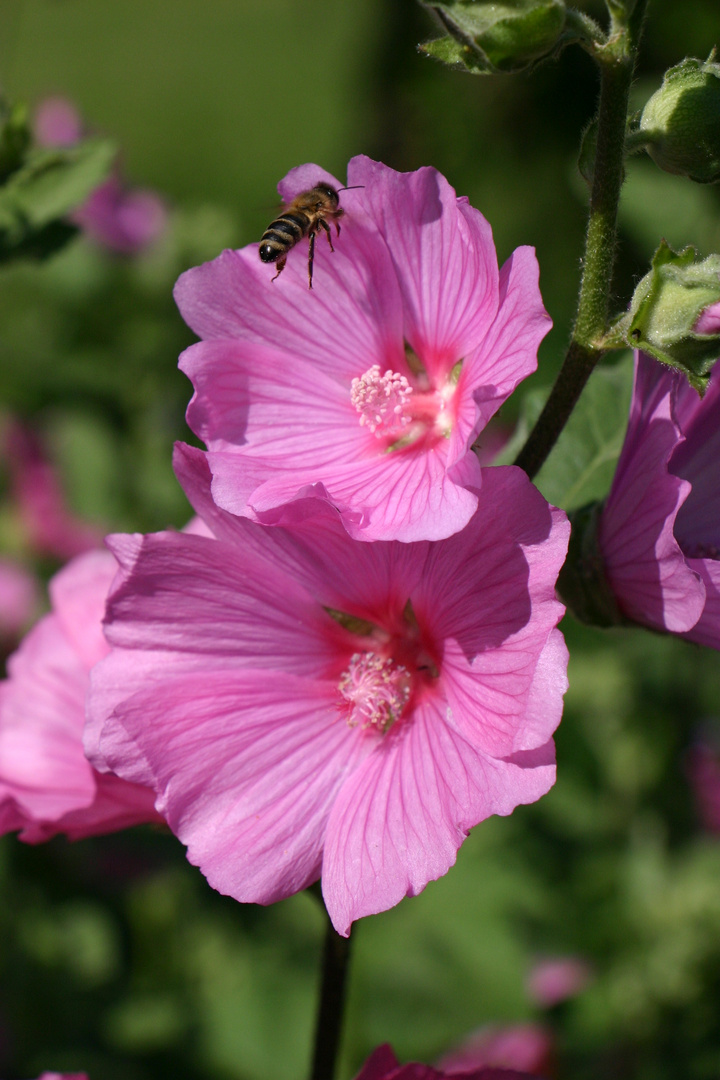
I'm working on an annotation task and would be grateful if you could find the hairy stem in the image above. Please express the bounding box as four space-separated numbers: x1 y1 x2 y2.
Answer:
514 0 649 479
309 909 353 1080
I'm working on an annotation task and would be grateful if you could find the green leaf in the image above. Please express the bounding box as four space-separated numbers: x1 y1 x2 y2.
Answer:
0 137 116 263
420 0 567 74
420 34 491 73
509 355 634 510
0 100 32 183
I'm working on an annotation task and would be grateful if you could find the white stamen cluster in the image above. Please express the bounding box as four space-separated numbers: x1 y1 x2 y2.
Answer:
339 652 411 733
350 365 412 434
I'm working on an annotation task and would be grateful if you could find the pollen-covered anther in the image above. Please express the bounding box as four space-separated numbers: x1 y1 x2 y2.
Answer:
350 364 413 434
339 652 411 733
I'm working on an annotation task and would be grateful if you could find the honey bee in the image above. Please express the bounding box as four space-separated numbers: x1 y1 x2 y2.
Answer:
258 182 356 289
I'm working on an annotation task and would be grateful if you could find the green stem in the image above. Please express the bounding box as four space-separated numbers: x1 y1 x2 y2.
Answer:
514 0 649 480
309 908 353 1080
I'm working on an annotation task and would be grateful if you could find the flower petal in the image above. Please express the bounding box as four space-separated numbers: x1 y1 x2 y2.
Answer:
323 694 555 935
600 354 705 633
415 467 568 756
97 671 370 904
452 246 551 457
173 216 405 372
347 157 499 373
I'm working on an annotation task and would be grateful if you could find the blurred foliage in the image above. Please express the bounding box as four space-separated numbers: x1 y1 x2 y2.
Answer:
1 1 720 1080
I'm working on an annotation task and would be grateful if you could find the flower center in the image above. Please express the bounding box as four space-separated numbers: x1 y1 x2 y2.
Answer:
350 365 413 434
350 359 461 448
338 651 411 733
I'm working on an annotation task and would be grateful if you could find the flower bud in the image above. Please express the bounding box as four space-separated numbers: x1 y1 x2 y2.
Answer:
555 502 628 629
639 55 720 184
421 0 567 75
609 241 720 391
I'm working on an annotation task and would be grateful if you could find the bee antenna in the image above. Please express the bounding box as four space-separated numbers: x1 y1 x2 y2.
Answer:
337 185 365 191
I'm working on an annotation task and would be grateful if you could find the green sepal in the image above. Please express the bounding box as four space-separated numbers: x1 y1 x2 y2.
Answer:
639 54 720 184
323 607 378 638
604 0 638 21
419 0 568 75
556 501 630 628
0 137 116 264
606 241 720 393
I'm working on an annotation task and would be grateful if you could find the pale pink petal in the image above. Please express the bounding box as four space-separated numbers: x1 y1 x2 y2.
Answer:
323 695 556 935
100 530 336 674
173 217 405 373
347 157 499 374
248 440 481 543
276 162 345 203
451 246 551 459
181 338 357 447
50 548 115 669
417 468 568 755
18 771 162 843
0 614 95 823
180 334 484 538
98 672 370 904
600 354 705 632
0 558 39 638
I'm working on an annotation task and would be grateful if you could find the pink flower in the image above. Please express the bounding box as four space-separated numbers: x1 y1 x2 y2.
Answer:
0 557 39 641
174 156 551 542
85 444 568 935
3 420 103 560
686 729 720 832
74 175 167 255
437 1025 553 1077
525 956 592 1008
598 353 719 646
37 1071 88 1080
33 97 166 255
37 1074 88 1080
34 97 84 147
0 549 162 842
358 1043 540 1080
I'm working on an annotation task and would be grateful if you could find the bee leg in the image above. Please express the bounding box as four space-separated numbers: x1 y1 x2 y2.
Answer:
307 230 316 289
319 217 335 253
270 255 287 283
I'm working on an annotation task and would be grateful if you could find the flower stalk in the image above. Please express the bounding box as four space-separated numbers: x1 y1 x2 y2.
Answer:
310 911 354 1080
514 0 649 479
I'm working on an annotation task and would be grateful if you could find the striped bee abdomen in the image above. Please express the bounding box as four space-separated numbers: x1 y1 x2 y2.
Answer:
259 211 311 264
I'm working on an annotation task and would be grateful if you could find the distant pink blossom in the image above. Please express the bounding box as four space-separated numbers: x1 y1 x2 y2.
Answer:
437 1024 553 1077
174 156 551 542
0 549 162 842
0 558 39 640
86 445 568 935
4 420 103 560
525 956 592 1007
34 97 83 147
358 1043 539 1080
74 176 167 255
686 730 720 832
37 1074 88 1080
33 96 166 255
598 353 719 645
